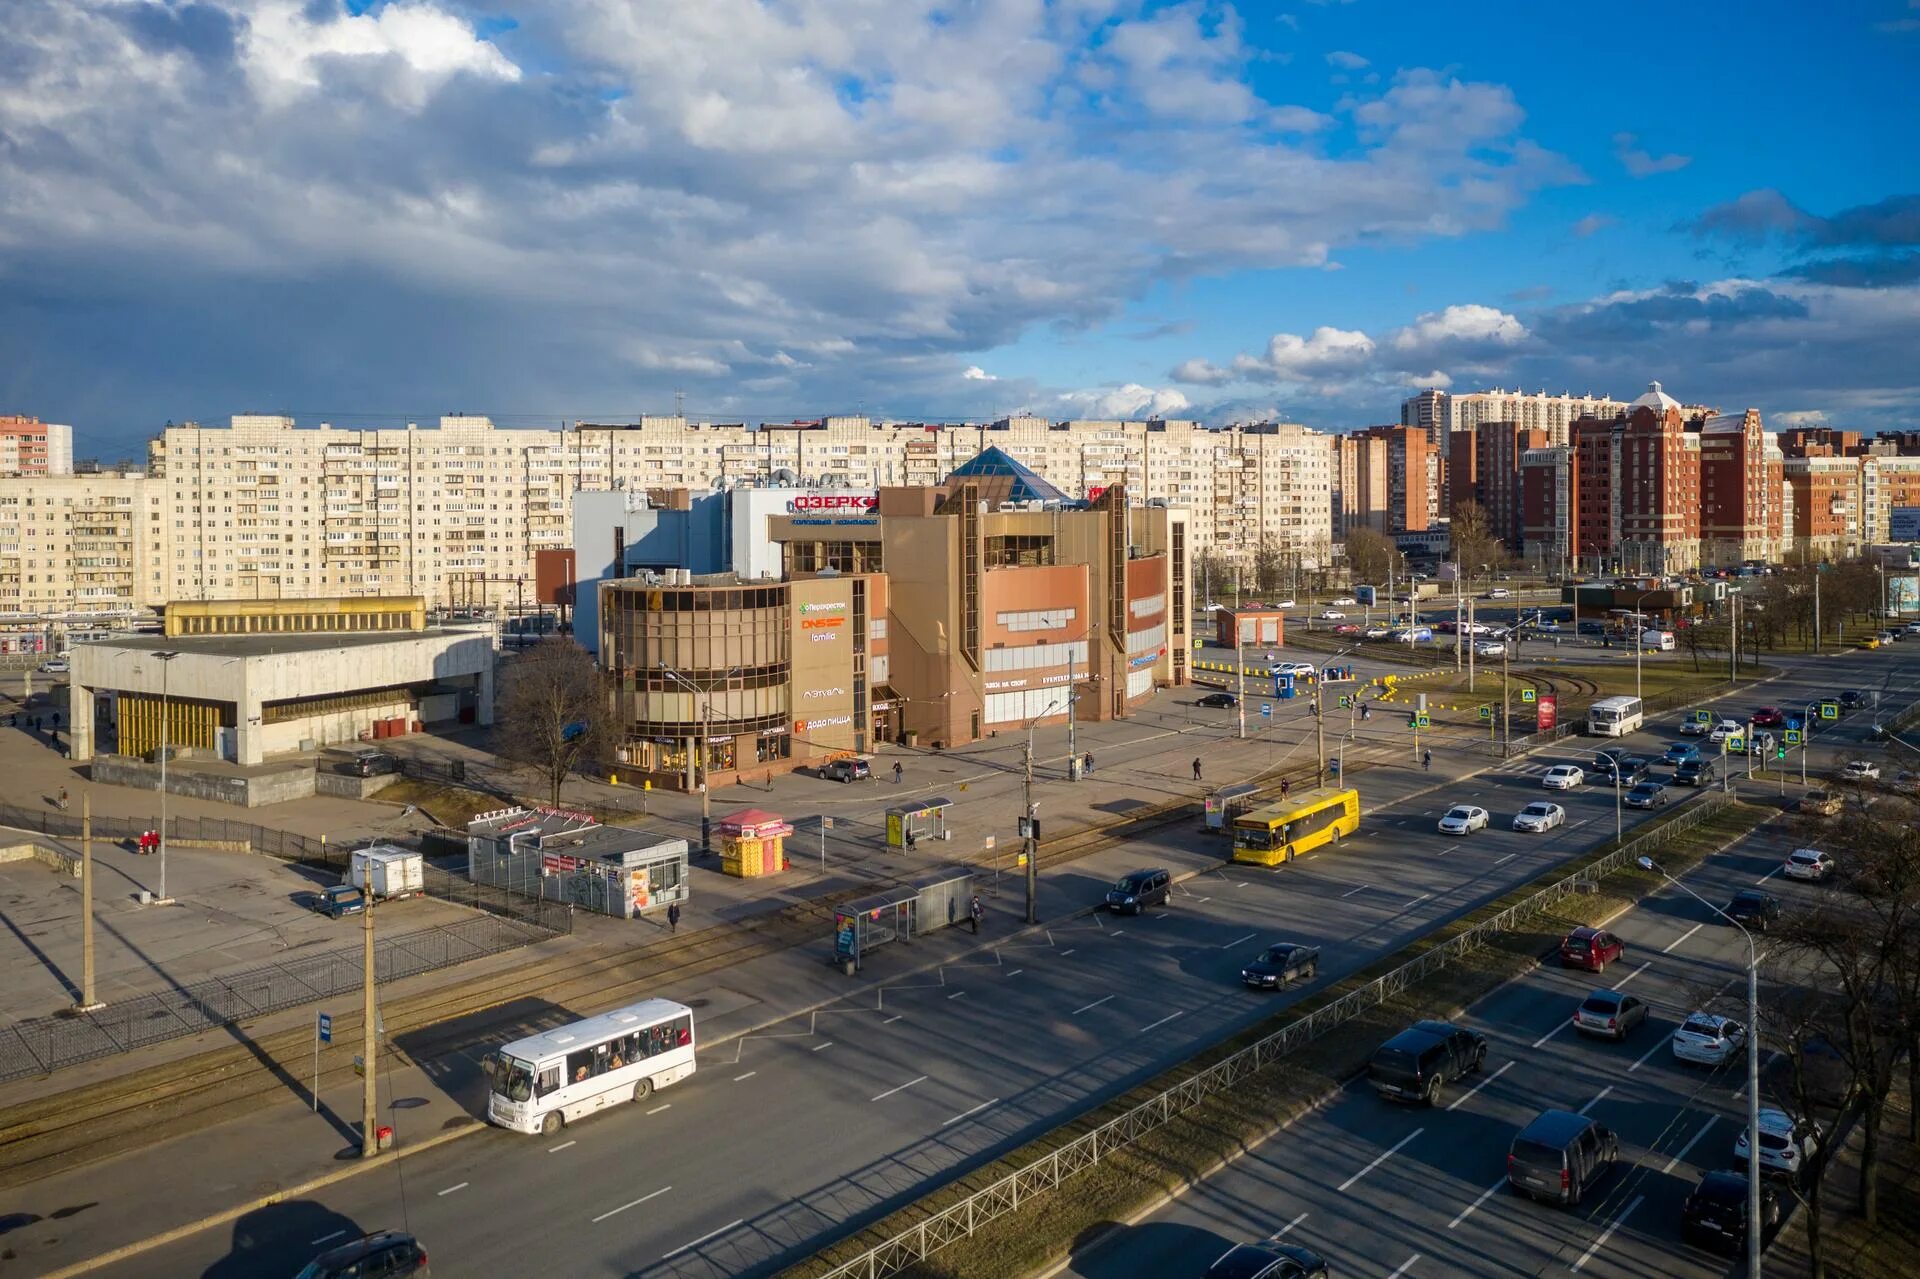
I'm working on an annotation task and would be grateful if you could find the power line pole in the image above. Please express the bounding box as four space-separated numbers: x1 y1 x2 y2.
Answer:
1065 646 1078 780
1313 673 1326 786
1501 643 1512 757
1235 625 1247 741
75 793 101 1012
360 889 378 1158
1022 741 1038 925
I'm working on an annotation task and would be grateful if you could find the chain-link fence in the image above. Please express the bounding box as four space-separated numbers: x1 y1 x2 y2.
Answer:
0 913 552 1084
808 793 1736 1279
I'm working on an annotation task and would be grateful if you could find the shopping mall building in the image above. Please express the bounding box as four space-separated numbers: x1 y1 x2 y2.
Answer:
596 448 1191 790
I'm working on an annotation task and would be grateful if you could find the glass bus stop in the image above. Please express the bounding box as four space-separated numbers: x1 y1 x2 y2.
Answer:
884 797 953 850
1204 782 1261 832
831 866 975 974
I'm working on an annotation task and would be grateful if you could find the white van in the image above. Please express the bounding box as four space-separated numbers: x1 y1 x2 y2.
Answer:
1641 629 1676 651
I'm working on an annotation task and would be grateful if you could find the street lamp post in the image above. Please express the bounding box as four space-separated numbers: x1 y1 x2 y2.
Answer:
1021 694 1071 925
1639 855 1763 1279
661 666 740 854
1630 591 1657 702
152 650 179 905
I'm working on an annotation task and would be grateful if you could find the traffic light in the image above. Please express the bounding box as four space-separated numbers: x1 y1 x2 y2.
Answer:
1775 745 1787 760
1408 712 1419 728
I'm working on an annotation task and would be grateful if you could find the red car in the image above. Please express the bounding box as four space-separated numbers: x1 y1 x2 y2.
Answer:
1560 926 1626 972
1334 623 1362 635
1752 707 1784 727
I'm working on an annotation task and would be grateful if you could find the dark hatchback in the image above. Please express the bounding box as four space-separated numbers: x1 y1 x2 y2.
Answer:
1624 782 1668 809
296 1231 429 1279
1673 758 1716 787
1198 691 1240 709
1204 1241 1329 1278
1725 889 1781 932
1104 868 1171 915
1683 1170 1779 1252
1240 943 1321 989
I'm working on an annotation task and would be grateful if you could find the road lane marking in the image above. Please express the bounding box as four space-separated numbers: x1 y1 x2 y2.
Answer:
1449 1176 1507 1229
883 1015 904 1024
871 1075 929 1102
309 1230 347 1246
1059 948 1076 957
1140 1011 1185 1034
549 1140 577 1152
646 1103 671 1115
1613 961 1652 987
1662 923 1704 954
1268 1212 1308 1240
1005 969 1024 978
1110 929 1126 938
1072 995 1115 1016
1570 1194 1643 1271
811 1041 834 1052
941 1098 1001 1127
1756 865 1782 883
1406 892 1432 905
1340 884 1372 898
948 990 967 1000
1531 1020 1569 1049
662 1217 743 1257
592 1185 671 1224
734 1071 758 1082
1338 1128 1424 1193
1195 896 1212 903
1446 1061 1512 1111
1628 1035 1670 1072
1663 1117 1718 1173
1385 1254 1421 1279
1236 882 1250 888
1222 932 1257 949
1494 853 1517 865
1578 1085 1614 1115
438 1182 468 1196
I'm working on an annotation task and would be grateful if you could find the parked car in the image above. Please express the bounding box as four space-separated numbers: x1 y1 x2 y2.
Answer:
1683 1171 1779 1252
1437 805 1490 835
1475 641 1508 658
1752 706 1785 727
1735 1107 1819 1178
1104 868 1171 915
1367 1020 1487 1106
1672 1012 1747 1066
1624 782 1669 810
1507 1110 1619 1206
821 757 872 782
1797 788 1842 816
1543 764 1585 790
1673 758 1716 787
1842 760 1881 781
349 748 399 777
1197 692 1239 709
295 1231 430 1279
1573 988 1649 1040
1560 926 1626 972
1782 848 1835 881
1512 801 1565 832
1203 1242 1330 1279
1274 661 1317 678
314 884 367 919
1663 741 1701 766
37 658 69 675
1725 888 1781 932
1239 942 1321 989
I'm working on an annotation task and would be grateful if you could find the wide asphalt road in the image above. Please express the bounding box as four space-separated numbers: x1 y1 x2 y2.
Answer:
1055 823 1827 1279
83 645 1920 1279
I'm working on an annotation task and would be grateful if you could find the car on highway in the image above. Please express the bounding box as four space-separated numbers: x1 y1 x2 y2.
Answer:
1725 888 1782 932
1363 625 1392 640
1735 1107 1820 1178
1542 764 1585 790
1893 770 1920 794
295 1230 430 1279
1798 788 1843 816
1782 848 1836 881
1512 801 1565 832
1842 759 1882 781
1197 691 1239 709
821 757 872 782
1729 729 1776 756
1673 758 1716 787
1203 1241 1330 1279
1104 868 1171 915
1678 716 1711 737
1591 746 1629 772
1274 661 1317 679
1708 719 1745 743
1663 741 1701 766
1908 621 1920 635
1577 620 1606 635
1879 629 1899 644
1624 781 1669 810
1367 1019 1486 1105
1683 1170 1780 1252
1573 988 1649 1040
1752 706 1785 727
37 658 68 675
1559 926 1626 972
1475 641 1508 658
1330 596 1357 606
1331 622 1361 634
1437 804 1490 835
1239 942 1321 989
1839 688 1867 711
1507 1109 1620 1206
1593 755 1652 786
1672 1012 1747 1066
1317 609 1346 620
1271 599 1296 609
1487 587 1512 598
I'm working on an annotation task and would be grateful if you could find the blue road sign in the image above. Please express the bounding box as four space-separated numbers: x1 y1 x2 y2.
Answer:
317 1012 333 1044
1261 704 1272 717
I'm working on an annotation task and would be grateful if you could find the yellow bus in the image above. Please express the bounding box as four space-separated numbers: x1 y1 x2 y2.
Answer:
1231 787 1361 866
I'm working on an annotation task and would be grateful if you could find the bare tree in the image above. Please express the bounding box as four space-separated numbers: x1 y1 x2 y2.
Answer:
495 637 613 808
1449 500 1505 579
1759 970 1845 1278
1342 527 1394 586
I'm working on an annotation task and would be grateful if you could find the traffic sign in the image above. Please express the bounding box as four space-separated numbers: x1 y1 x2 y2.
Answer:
1521 688 1537 704
1694 710 1712 723
1478 705 1493 720
1416 714 1432 728
317 1012 332 1044
1820 702 1839 720
1261 704 1272 717
1785 729 1802 745
1338 695 1351 708
1728 734 1745 752
822 816 834 830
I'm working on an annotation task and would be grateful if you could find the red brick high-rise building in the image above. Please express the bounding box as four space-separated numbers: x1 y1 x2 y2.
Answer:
1698 409 1784 565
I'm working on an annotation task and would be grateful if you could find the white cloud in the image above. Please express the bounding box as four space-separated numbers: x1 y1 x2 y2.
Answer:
962 365 998 381
1387 304 1527 351
245 0 521 108
1612 131 1690 178
1325 50 1369 70
1774 410 1830 428
1056 383 1193 419
1572 213 1616 237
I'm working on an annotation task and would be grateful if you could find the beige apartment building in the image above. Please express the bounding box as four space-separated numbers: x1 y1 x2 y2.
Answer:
0 470 161 616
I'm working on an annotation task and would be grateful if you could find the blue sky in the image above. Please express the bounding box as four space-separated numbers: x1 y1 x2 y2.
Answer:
3 0 1917 458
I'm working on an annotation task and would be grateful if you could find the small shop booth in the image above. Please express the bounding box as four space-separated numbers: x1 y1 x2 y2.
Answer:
718 808 792 878
884 797 953 850
467 805 689 919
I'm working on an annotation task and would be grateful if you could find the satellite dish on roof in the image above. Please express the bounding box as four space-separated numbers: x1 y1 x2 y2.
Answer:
770 467 799 486
710 475 727 491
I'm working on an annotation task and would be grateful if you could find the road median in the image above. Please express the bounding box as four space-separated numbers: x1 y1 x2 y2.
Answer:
776 796 1776 1279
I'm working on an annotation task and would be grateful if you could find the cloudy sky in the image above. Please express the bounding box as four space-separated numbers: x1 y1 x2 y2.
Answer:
4 0 1918 458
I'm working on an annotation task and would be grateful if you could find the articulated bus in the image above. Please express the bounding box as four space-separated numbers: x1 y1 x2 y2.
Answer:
1587 695 1645 738
1232 787 1361 866
483 998 696 1136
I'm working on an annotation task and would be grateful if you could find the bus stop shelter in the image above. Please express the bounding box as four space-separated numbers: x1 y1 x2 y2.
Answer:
885 797 953 849
1204 782 1261 831
831 866 975 974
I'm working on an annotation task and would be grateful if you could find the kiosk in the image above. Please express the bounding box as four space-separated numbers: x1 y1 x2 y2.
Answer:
718 808 793 878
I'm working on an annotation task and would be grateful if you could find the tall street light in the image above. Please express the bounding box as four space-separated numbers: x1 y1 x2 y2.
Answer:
151 650 179 906
661 665 740 855
1630 591 1657 701
1639 854 1763 1279
1021 693 1071 924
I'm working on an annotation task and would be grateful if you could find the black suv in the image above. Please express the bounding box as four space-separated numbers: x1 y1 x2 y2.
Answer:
1683 1170 1780 1252
821 757 872 783
1507 1110 1619 1206
1105 868 1171 915
1839 689 1866 711
1590 747 1629 774
296 1231 429 1279
1367 1020 1487 1105
1204 1242 1329 1278
350 749 399 777
1591 753 1650 785
1673 758 1715 787
1725 889 1781 932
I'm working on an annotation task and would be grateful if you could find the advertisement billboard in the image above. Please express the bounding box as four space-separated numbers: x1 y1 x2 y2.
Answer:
1891 506 1920 542
1536 694 1558 733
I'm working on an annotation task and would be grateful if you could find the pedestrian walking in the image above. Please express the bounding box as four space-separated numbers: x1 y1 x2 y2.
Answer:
55 786 68 811
667 902 681 934
1083 752 1094 777
1422 749 1432 772
892 761 903 785
1192 757 1203 782
969 894 983 935
1280 778 1290 801
1360 703 1371 722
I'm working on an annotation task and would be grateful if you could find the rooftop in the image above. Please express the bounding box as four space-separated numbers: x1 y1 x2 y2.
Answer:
944 445 1069 505
468 806 685 863
74 628 488 659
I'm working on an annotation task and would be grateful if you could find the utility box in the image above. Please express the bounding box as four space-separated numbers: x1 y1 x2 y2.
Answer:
348 845 425 902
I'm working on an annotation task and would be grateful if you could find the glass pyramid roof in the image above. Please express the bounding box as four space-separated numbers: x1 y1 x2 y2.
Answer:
945 446 1069 504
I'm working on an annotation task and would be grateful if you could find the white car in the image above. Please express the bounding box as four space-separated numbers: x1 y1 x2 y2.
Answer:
1512 802 1565 832
1330 597 1357 606
1364 626 1392 640
1487 587 1512 599
1437 805 1490 835
1678 718 1711 737
1671 1012 1747 1066
1906 622 1920 635
38 658 69 674
1319 609 1346 620
1782 848 1835 881
1736 1108 1819 1176
1475 642 1507 658
1273 661 1317 679
1542 764 1586 790
1273 599 1296 609
1708 719 1745 743
1842 760 1881 781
